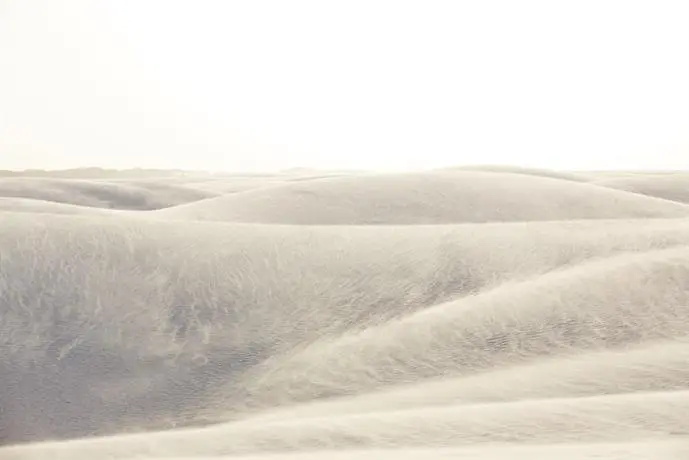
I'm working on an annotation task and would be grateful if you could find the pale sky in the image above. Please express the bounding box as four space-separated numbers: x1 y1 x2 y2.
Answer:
1 0 688 172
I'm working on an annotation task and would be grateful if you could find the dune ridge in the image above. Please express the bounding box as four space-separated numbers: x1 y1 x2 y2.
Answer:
1 167 688 458
153 171 689 224
0 197 116 216
593 173 689 204
0 177 216 210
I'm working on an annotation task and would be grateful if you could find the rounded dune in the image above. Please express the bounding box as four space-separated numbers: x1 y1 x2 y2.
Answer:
1 168 689 459
440 164 591 182
154 171 689 224
0 177 215 210
0 197 115 215
244 338 689 422
594 173 689 204
226 247 689 410
4 391 689 458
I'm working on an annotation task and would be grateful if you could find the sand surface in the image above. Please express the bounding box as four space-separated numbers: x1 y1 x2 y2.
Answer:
1 167 688 459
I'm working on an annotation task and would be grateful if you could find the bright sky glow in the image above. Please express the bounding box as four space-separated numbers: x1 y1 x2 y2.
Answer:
1 0 688 172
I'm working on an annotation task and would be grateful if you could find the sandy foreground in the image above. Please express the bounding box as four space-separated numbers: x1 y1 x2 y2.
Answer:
1 166 689 459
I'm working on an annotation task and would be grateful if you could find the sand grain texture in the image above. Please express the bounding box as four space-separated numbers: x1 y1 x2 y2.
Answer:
1 167 688 459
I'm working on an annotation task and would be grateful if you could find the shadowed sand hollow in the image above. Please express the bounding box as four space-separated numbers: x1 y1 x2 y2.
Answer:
1 167 689 459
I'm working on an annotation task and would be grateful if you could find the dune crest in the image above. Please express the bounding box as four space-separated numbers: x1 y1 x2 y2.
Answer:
153 171 689 224
1 167 688 458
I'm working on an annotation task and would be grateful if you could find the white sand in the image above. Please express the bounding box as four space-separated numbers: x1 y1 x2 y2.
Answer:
593 172 689 204
1 167 688 458
152 171 689 224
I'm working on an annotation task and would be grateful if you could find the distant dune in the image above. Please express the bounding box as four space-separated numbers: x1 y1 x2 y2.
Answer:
1 166 689 459
0 197 115 215
0 177 216 210
593 173 689 204
154 171 689 224
441 164 592 182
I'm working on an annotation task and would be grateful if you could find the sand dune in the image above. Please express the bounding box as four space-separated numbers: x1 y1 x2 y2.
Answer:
244 338 689 423
227 247 689 410
0 197 115 215
7 439 689 460
101 440 689 460
1 167 688 458
4 390 689 459
154 171 689 224
440 164 592 182
0 177 215 210
593 173 689 204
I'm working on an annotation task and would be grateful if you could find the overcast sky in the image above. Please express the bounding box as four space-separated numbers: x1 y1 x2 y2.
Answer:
1 0 688 172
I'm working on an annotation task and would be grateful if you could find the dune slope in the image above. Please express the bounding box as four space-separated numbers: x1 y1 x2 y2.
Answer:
1 167 688 459
0 177 215 210
154 171 689 224
593 172 689 204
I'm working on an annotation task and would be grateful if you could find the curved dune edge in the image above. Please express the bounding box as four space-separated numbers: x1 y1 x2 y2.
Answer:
114 439 689 460
439 164 592 182
0 177 216 210
3 390 689 458
153 171 689 224
229 247 689 409
246 338 689 422
1 168 689 458
0 197 116 215
2 214 689 446
594 173 689 204
7 442 689 460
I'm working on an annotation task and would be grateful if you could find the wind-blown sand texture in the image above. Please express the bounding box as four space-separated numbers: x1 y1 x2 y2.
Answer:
1 167 688 459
